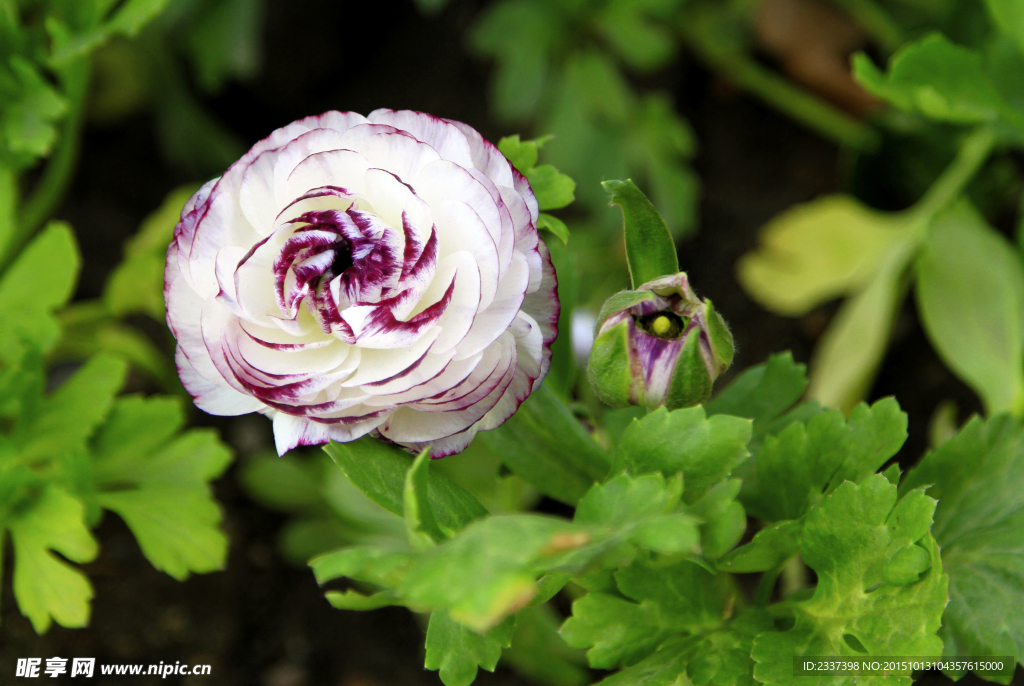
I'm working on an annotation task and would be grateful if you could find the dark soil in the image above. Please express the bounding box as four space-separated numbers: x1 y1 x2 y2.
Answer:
0 0 995 684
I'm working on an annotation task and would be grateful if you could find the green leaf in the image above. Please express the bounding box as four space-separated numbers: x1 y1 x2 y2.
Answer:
706 352 808 431
0 56 68 164
97 485 226 581
595 0 677 71
616 559 736 635
537 212 569 244
741 399 906 522
48 0 175 64
751 476 947 686
916 202 1024 415
17 353 128 462
721 519 804 573
502 603 590 686
311 545 415 589
0 221 79 360
689 478 746 559
105 184 200 318
425 611 515 686
852 34 1024 134
325 438 487 534
398 514 587 631
575 473 699 555
469 0 560 122
481 383 610 506
8 485 98 633
526 164 576 211
603 179 679 288
986 0 1024 57
901 415 1024 676
805 237 916 411
737 195 909 316
561 591 670 668
88 394 233 580
0 164 15 261
184 0 265 92
498 134 541 173
404 447 444 550
615 406 751 499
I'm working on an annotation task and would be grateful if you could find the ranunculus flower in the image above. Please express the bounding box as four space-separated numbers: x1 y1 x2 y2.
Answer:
165 110 558 456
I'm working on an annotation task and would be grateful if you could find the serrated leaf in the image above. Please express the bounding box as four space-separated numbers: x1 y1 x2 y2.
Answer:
0 221 79 360
852 34 1024 135
737 195 908 317
425 611 515 686
503 603 589 686
595 0 676 71
604 178 679 288
8 485 98 633
538 212 569 244
311 545 415 588
325 437 487 534
561 591 670 668
481 383 610 506
901 415 1024 677
0 56 67 163
468 0 559 121
916 202 1024 415
399 514 587 631
616 559 735 635
49 0 175 64
97 485 226 581
751 476 947 686
615 406 751 499
741 399 906 522
87 394 232 580
498 134 540 173
721 519 804 573
17 353 127 462
526 164 576 211
706 352 808 432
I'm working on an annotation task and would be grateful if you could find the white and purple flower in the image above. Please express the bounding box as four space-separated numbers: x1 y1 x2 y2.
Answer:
165 110 558 456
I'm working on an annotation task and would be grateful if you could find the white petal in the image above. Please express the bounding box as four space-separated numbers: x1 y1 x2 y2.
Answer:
418 250 480 354
176 346 263 416
367 109 475 169
285 149 371 204
363 167 432 231
350 132 443 184
446 119 515 187
341 327 442 387
452 250 529 361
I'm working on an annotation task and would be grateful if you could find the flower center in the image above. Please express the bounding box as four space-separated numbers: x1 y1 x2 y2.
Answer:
637 311 687 339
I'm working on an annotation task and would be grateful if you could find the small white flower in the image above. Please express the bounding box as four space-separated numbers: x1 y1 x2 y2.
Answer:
166 110 559 456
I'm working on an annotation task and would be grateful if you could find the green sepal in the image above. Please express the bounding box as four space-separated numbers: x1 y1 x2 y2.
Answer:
595 289 654 330
603 179 679 288
588 318 636 409
664 332 712 410
703 297 735 372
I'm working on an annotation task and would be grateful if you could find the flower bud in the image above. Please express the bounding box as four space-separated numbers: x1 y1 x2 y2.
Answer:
588 273 733 410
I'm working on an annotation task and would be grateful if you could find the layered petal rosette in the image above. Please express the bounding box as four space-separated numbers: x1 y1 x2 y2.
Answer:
165 110 558 456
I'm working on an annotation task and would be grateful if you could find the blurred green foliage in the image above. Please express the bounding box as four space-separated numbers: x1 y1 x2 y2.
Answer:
0 0 262 637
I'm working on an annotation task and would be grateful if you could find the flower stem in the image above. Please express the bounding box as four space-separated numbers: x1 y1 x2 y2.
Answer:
827 0 905 54
755 564 784 606
680 23 880 152
10 57 91 264
908 126 998 227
